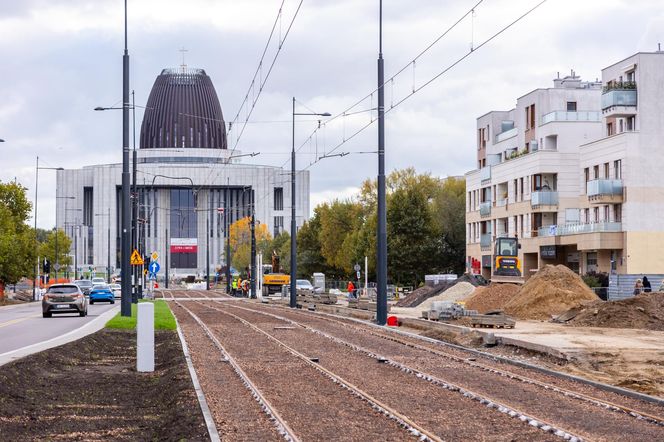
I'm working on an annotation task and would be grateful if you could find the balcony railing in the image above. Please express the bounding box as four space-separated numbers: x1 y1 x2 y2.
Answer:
479 165 491 183
495 127 518 143
479 201 491 217
587 179 623 197
537 222 622 237
601 89 637 110
531 191 558 207
602 81 636 93
541 111 600 125
495 198 508 207
480 233 493 250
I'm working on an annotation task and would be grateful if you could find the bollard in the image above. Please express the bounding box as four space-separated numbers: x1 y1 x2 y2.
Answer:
137 302 155 372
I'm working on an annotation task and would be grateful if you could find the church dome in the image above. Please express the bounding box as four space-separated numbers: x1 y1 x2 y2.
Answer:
139 68 227 149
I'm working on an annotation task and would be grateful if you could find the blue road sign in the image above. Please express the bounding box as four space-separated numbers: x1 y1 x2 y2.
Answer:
149 262 160 274
148 272 157 281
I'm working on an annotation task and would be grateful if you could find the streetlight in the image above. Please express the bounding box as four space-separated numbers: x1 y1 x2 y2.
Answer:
64 209 82 278
291 98 331 308
376 0 388 325
95 210 112 283
33 158 64 300
54 196 75 282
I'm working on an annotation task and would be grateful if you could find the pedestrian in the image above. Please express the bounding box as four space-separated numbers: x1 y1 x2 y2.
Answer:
634 278 643 296
643 276 652 293
347 280 355 299
231 277 238 296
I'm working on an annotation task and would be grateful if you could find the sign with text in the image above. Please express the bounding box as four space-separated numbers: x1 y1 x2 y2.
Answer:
170 238 198 253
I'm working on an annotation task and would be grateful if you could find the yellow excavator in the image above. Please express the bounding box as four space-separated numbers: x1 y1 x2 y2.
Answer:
262 251 290 295
491 236 524 284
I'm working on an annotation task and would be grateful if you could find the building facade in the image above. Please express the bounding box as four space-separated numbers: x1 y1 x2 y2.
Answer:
465 51 664 297
56 68 309 278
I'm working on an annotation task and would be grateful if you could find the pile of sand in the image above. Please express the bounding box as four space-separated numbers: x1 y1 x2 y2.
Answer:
568 292 664 331
464 283 521 314
419 282 476 311
504 265 599 320
395 283 449 307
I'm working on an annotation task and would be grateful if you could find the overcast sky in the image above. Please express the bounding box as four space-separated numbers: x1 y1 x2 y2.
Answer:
1 0 662 229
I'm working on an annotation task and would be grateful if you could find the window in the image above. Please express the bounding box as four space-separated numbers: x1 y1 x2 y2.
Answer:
584 208 590 223
619 119 624 133
614 160 622 179
530 105 536 129
614 204 622 222
593 207 599 222
593 165 599 179
627 116 635 131
607 122 614 136
273 216 284 237
604 163 610 179
584 167 589 183
519 178 524 201
274 187 284 211
566 101 577 111
604 205 610 221
587 252 598 267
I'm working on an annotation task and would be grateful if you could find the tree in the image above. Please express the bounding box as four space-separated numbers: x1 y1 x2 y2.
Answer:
432 177 466 274
229 217 271 275
0 181 36 297
38 229 73 273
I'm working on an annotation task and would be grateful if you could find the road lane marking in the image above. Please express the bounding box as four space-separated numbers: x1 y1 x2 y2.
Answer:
0 314 41 328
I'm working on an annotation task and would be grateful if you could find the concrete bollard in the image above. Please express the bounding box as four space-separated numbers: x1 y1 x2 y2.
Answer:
137 302 155 372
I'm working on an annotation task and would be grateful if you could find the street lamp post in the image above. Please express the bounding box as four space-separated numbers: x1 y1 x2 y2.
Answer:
95 209 112 283
120 0 131 316
376 0 388 325
291 98 330 308
33 157 64 300
54 196 75 282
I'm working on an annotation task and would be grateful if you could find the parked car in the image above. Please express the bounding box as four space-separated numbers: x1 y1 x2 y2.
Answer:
42 284 88 318
73 279 93 296
89 284 115 304
296 279 323 293
109 283 122 298
91 277 106 285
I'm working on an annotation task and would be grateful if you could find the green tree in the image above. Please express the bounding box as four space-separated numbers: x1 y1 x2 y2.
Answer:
229 217 271 275
432 176 466 274
38 229 73 272
296 208 327 278
0 181 36 296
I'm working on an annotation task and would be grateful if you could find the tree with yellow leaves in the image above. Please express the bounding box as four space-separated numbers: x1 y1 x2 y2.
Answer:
229 217 272 274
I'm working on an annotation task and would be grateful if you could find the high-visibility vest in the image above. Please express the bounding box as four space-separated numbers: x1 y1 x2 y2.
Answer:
232 279 238 289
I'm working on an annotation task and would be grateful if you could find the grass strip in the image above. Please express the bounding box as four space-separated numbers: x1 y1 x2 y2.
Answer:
105 299 176 330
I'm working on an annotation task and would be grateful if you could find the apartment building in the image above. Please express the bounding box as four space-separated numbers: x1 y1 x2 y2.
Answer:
465 51 664 298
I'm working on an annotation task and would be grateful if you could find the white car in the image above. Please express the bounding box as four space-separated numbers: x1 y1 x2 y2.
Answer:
109 283 122 298
91 277 106 285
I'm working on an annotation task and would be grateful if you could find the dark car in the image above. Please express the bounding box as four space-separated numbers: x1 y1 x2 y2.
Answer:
89 284 115 304
42 284 88 318
73 279 93 295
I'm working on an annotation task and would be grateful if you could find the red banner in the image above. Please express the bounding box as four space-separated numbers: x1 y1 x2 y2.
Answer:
171 245 197 253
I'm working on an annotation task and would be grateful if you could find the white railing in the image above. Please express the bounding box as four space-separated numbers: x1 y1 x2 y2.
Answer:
531 191 558 207
479 165 491 182
479 202 491 217
480 233 492 250
587 179 623 197
495 127 518 143
541 111 600 125
495 198 508 207
538 222 622 237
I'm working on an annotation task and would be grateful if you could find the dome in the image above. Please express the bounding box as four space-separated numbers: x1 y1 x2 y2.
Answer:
139 68 227 149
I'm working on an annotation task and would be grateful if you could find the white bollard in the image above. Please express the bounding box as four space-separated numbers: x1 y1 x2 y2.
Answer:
137 302 155 372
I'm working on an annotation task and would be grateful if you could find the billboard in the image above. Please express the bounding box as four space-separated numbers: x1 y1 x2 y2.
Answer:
170 238 198 253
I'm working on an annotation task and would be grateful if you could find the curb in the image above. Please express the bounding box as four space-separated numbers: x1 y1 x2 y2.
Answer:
0 305 120 367
173 314 221 442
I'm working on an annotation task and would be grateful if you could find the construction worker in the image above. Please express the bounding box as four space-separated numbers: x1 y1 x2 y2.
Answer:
231 277 238 296
347 280 356 300
241 279 249 297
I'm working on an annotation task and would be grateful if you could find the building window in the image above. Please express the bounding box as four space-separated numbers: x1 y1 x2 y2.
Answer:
593 165 599 179
614 160 622 179
566 101 577 112
584 167 589 183
604 162 610 178
587 252 598 267
604 205 610 221
273 216 284 237
530 105 536 129
584 208 590 223
627 116 635 131
607 122 614 136
593 207 599 222
274 187 284 211
519 178 524 201
614 204 622 222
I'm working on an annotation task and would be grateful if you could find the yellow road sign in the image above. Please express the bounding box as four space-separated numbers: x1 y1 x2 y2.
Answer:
151 251 159 261
130 249 144 266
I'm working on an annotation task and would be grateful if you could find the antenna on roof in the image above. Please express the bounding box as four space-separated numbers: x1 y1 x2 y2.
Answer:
179 47 188 73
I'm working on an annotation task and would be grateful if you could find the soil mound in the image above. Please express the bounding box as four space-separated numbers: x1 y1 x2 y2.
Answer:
568 292 664 330
465 283 521 314
419 282 476 310
504 265 599 320
396 274 482 308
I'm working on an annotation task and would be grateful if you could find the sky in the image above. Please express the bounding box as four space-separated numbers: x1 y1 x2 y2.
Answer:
0 0 663 229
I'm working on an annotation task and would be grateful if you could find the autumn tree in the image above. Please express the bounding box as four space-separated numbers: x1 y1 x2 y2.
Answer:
229 216 272 274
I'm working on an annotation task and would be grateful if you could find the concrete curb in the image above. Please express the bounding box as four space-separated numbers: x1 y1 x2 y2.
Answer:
0 305 120 367
173 314 221 442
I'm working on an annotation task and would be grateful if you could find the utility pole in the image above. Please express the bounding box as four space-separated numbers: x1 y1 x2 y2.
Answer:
376 0 388 325
250 189 256 299
225 184 231 294
206 216 210 291
290 97 297 308
132 89 139 301
120 0 131 316
165 227 169 288
33 157 38 301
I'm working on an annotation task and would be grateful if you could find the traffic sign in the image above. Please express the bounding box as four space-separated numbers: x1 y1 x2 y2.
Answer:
130 249 144 266
354 263 361 272
148 272 157 280
356 271 361 279
54 263 61 271
151 251 159 261
148 261 161 274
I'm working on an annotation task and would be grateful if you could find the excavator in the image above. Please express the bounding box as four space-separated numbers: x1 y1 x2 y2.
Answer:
491 236 524 284
262 250 290 295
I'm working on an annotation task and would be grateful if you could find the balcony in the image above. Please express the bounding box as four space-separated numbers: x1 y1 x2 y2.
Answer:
602 85 637 116
495 198 508 207
531 191 558 208
587 179 623 204
538 222 622 237
479 201 492 217
541 111 600 125
479 165 491 183
495 127 517 143
480 233 493 251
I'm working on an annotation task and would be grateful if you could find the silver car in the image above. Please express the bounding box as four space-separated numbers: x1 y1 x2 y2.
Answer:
42 284 88 318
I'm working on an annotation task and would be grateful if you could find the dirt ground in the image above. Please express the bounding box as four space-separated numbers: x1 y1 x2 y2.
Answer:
0 329 209 441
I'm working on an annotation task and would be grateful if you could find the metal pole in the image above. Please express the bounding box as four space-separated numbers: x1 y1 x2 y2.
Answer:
250 190 256 299
55 204 59 283
206 216 210 291
32 156 39 301
165 227 169 288
120 0 131 316
74 227 78 280
132 89 139 299
225 183 231 294
107 207 111 283
376 0 388 325
290 97 297 308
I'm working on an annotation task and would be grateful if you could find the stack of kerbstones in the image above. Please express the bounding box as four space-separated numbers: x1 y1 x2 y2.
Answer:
296 289 338 307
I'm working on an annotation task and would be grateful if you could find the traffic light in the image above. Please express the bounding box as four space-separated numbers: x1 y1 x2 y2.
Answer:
43 259 51 274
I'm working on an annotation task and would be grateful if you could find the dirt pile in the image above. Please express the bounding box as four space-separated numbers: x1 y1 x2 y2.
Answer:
419 282 476 310
396 274 483 308
504 265 599 320
568 292 664 331
465 283 521 314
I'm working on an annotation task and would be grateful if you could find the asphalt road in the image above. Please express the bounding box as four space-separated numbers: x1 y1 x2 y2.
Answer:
0 301 117 355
